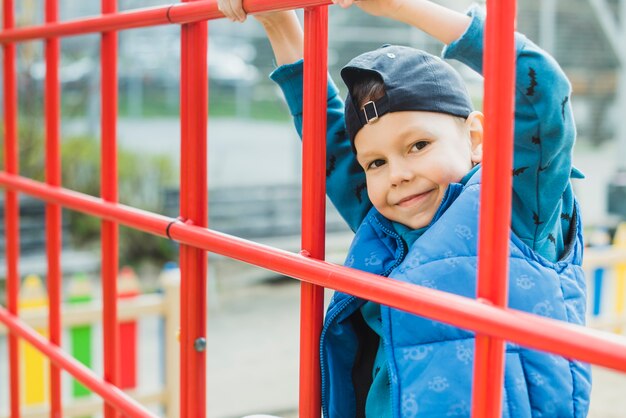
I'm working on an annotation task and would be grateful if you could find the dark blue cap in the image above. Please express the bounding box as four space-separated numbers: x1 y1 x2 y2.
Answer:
341 45 473 147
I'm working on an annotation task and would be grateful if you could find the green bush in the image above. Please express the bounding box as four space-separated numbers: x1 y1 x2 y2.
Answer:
1 124 177 266
62 136 177 265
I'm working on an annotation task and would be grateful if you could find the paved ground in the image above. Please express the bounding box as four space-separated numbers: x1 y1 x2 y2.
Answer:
206 277 304 418
204 279 626 418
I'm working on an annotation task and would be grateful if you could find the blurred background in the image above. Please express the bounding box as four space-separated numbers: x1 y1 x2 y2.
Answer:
1 0 626 417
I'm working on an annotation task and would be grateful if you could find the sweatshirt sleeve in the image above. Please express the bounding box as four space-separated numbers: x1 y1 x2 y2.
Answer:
270 60 372 232
443 5 580 262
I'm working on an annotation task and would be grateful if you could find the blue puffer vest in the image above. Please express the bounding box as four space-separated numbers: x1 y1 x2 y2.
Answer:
320 171 591 417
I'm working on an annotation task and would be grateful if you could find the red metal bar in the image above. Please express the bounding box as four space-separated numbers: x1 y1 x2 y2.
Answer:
2 1 21 416
0 0 332 44
0 305 157 418
44 0 63 416
179 18 190 418
118 267 140 390
300 6 328 418
2 174 626 373
472 0 517 416
179 1 208 416
101 1 120 417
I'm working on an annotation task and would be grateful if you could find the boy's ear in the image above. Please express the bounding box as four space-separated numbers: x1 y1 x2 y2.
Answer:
465 111 484 164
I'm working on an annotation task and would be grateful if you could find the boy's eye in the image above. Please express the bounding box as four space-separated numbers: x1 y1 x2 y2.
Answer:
367 159 386 170
412 141 429 151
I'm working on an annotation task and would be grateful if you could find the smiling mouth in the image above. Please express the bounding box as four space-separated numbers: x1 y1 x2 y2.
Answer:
396 190 435 207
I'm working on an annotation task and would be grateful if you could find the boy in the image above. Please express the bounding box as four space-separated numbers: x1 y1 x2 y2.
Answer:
219 0 591 416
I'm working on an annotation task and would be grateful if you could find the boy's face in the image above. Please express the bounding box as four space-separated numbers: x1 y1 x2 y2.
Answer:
355 110 483 230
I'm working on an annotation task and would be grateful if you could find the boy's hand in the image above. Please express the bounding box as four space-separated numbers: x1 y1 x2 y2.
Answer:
217 0 248 22
217 0 295 27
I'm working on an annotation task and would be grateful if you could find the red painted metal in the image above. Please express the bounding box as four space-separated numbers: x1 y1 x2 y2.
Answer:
0 305 157 418
179 19 190 418
118 267 140 390
472 0 517 416
44 0 63 416
300 6 328 418
0 0 333 44
101 1 120 417
2 174 626 374
2 1 20 417
179 1 208 416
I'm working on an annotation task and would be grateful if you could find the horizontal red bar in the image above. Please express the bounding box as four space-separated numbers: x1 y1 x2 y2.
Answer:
0 305 156 418
1 172 626 372
0 0 331 43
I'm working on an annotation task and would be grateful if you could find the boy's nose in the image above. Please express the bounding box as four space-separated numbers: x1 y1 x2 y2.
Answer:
389 162 414 187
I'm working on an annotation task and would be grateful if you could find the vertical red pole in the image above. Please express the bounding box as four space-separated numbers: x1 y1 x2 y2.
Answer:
179 10 190 418
101 1 120 417
300 6 328 418
179 1 208 416
118 266 140 390
2 1 20 417
471 0 516 417
44 0 63 416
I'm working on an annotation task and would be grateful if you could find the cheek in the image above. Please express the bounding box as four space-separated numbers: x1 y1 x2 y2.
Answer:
426 159 465 186
365 177 387 207
442 146 473 176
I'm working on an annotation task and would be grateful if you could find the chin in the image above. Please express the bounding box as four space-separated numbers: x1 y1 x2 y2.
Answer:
408 215 434 230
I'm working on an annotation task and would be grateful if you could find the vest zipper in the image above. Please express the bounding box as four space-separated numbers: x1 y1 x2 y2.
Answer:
375 228 406 418
321 214 407 417
370 218 407 277
320 295 357 418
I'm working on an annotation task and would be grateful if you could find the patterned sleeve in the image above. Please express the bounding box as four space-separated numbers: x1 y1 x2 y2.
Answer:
270 60 372 232
443 5 579 262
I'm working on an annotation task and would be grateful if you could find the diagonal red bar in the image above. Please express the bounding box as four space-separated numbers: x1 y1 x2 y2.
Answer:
300 6 328 418
1 173 626 373
44 1 63 416
472 0 517 417
0 306 157 418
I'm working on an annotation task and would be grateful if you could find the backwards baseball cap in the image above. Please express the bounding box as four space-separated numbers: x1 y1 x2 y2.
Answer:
342 45 474 148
